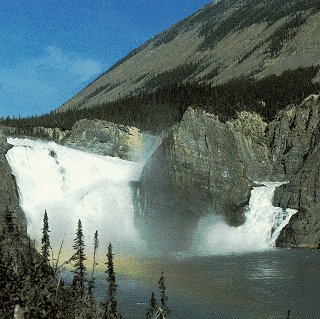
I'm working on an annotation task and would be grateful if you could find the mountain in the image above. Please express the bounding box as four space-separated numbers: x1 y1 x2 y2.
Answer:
58 0 320 112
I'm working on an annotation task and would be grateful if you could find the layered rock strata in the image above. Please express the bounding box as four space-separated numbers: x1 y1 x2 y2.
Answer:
137 108 273 249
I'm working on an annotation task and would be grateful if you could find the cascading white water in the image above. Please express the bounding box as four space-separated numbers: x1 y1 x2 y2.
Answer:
6 138 145 257
192 182 297 255
5 138 298 258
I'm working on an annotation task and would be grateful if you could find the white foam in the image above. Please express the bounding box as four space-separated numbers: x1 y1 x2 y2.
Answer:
192 182 297 255
6 138 145 256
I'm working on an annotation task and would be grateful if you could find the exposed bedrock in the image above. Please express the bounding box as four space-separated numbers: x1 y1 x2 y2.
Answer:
136 94 320 250
64 118 160 161
0 127 34 266
0 127 26 234
272 95 320 247
274 146 320 248
267 94 320 180
137 108 273 250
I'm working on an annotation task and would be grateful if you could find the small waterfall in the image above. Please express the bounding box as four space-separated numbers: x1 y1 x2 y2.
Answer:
6 138 145 257
192 182 297 255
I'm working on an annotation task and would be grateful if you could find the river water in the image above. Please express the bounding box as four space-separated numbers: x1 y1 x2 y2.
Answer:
93 249 320 319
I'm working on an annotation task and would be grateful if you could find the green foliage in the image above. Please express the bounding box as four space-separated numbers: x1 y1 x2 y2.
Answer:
104 243 122 319
145 292 158 319
1 66 319 135
198 0 320 51
0 240 71 319
41 210 51 265
72 219 87 299
267 13 306 57
286 309 291 319
88 230 99 301
158 271 171 318
143 63 200 91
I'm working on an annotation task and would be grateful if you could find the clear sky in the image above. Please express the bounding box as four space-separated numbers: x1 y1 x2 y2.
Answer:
0 0 212 118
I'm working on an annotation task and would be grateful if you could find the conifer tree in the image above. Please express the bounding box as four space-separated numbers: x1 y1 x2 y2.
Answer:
158 270 171 318
104 243 121 319
88 230 99 301
145 292 158 319
41 210 51 264
72 219 87 298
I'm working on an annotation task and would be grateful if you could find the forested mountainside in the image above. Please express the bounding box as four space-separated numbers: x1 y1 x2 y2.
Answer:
56 0 320 112
2 66 320 134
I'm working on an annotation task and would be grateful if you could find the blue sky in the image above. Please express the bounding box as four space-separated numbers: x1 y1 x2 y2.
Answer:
0 0 212 117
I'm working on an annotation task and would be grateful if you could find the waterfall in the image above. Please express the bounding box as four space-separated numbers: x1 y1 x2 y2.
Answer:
192 182 297 255
6 138 145 257
6 138 298 257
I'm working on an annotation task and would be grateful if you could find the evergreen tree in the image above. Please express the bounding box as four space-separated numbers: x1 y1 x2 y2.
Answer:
145 292 158 319
41 210 51 265
286 309 291 319
104 243 121 319
88 230 99 301
72 219 87 298
158 271 171 318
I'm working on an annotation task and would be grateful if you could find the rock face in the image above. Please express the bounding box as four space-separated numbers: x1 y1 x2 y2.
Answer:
137 108 273 250
274 147 320 248
58 0 320 112
271 95 320 247
267 95 320 180
136 95 320 250
64 119 159 161
0 127 26 235
3 126 68 143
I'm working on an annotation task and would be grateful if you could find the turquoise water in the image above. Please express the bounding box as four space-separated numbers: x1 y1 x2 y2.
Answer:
92 249 320 319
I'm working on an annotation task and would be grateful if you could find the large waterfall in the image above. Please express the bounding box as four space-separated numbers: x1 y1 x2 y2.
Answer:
6 138 297 257
6 138 145 257
192 182 297 255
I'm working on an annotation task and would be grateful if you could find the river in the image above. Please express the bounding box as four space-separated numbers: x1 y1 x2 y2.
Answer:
93 249 320 319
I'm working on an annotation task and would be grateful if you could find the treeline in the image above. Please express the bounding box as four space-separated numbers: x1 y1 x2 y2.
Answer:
0 210 170 319
1 66 319 134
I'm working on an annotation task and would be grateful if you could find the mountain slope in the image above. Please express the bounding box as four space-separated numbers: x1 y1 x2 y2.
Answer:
58 0 320 112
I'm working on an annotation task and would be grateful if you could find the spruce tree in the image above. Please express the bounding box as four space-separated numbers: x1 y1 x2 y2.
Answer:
41 210 51 264
72 219 87 298
145 292 158 319
88 230 99 301
104 243 121 319
158 270 171 318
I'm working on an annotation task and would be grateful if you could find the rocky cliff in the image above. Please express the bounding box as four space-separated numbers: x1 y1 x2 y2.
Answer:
267 94 320 179
271 95 320 247
137 95 320 249
3 126 69 143
0 127 34 270
0 127 26 235
64 119 159 161
137 107 273 249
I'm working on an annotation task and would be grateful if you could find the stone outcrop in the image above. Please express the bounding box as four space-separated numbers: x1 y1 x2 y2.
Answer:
271 95 320 247
136 95 320 250
274 146 320 248
137 108 273 250
64 119 159 161
0 127 26 235
0 126 31 267
267 94 320 180
3 126 68 143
